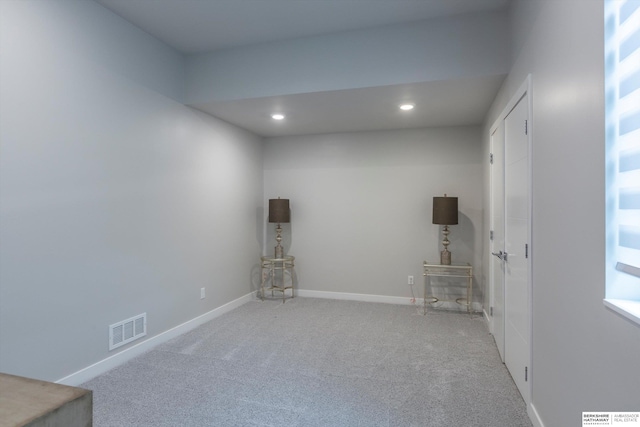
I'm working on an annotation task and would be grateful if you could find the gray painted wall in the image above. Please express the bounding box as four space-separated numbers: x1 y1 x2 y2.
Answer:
483 0 640 424
0 0 185 102
186 11 509 104
4 2 636 424
264 127 484 304
0 0 263 381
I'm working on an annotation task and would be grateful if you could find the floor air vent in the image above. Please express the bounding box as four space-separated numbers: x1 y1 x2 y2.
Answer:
109 313 146 351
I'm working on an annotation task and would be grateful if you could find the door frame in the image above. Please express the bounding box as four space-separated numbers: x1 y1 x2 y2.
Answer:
489 122 505 360
488 74 533 405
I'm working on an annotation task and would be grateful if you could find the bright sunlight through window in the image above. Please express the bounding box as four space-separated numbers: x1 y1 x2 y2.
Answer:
604 0 640 324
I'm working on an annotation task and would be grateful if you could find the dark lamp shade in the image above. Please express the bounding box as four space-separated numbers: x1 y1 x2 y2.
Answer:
268 198 290 223
432 196 458 225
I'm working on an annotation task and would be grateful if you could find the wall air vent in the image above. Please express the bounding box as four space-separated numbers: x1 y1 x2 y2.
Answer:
109 313 146 351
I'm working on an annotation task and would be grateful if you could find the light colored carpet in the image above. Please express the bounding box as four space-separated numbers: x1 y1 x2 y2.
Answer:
82 298 532 426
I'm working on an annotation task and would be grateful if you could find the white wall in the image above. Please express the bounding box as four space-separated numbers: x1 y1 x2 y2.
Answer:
264 127 484 305
0 0 263 382
186 11 509 104
483 0 640 425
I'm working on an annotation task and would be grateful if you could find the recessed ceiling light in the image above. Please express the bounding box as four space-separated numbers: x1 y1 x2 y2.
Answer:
271 114 285 120
399 104 415 111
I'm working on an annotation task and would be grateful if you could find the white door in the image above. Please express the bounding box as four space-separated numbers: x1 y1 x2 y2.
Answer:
504 93 531 402
490 123 505 361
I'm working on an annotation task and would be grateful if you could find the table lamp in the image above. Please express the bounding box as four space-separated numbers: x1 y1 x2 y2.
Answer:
269 197 290 258
432 194 458 265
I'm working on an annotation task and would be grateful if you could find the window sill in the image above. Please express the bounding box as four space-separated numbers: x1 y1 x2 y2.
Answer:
604 299 640 326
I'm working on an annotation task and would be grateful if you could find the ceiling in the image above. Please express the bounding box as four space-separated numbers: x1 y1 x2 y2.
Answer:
96 0 510 54
95 0 512 137
195 76 505 137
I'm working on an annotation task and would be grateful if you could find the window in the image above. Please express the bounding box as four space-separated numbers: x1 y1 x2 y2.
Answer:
605 0 640 324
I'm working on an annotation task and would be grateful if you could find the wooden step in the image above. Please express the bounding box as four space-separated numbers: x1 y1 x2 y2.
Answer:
0 373 92 427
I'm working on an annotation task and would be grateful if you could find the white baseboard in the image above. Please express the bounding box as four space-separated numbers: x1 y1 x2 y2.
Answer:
296 289 416 305
529 402 544 427
483 309 492 330
296 289 483 312
56 291 256 386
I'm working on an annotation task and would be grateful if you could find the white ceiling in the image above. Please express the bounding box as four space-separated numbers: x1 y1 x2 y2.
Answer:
95 0 512 137
195 76 506 137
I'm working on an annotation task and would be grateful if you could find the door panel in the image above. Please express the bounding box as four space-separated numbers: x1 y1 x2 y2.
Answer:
504 93 530 403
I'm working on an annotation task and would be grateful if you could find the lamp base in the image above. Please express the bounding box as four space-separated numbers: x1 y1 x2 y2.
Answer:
274 223 284 258
440 224 452 265
440 249 451 265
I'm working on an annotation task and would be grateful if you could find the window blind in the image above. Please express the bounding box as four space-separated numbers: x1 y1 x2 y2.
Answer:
606 0 640 289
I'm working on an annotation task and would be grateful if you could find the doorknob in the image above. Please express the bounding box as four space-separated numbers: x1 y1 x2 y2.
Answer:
491 251 508 261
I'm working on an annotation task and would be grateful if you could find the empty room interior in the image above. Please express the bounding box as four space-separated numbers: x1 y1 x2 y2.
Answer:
1 1 639 426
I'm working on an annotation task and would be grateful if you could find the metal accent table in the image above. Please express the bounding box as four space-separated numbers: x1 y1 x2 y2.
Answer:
423 261 473 314
260 255 295 302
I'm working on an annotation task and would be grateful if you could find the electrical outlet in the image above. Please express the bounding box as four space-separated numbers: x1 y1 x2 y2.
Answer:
408 275 414 285
200 288 206 299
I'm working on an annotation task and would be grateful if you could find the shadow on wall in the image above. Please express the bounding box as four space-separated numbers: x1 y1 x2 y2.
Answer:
255 207 295 296
250 264 262 294
433 212 474 265
256 206 265 252
250 256 299 299
265 222 292 257
433 212 483 305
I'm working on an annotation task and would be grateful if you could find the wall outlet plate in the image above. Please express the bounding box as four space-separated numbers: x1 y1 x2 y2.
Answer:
408 276 414 285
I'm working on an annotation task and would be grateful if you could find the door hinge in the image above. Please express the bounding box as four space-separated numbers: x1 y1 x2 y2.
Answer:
490 153 494 164
525 366 528 382
490 306 493 316
525 243 529 259
490 230 494 241
525 120 528 135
